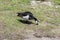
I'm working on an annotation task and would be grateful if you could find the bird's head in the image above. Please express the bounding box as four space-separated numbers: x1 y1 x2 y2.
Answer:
17 13 22 17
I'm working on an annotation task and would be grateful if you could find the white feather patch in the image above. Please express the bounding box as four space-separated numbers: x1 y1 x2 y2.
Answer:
23 15 29 20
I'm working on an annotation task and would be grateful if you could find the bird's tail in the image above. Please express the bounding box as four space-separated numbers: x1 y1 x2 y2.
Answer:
33 17 39 25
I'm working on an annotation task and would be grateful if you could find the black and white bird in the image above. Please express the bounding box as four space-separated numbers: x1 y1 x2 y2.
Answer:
17 11 39 25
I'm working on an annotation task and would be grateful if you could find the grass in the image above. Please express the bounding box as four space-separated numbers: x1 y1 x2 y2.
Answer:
0 0 60 40
53 0 60 4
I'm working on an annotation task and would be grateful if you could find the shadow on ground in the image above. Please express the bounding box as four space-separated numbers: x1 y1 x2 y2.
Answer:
17 19 33 24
